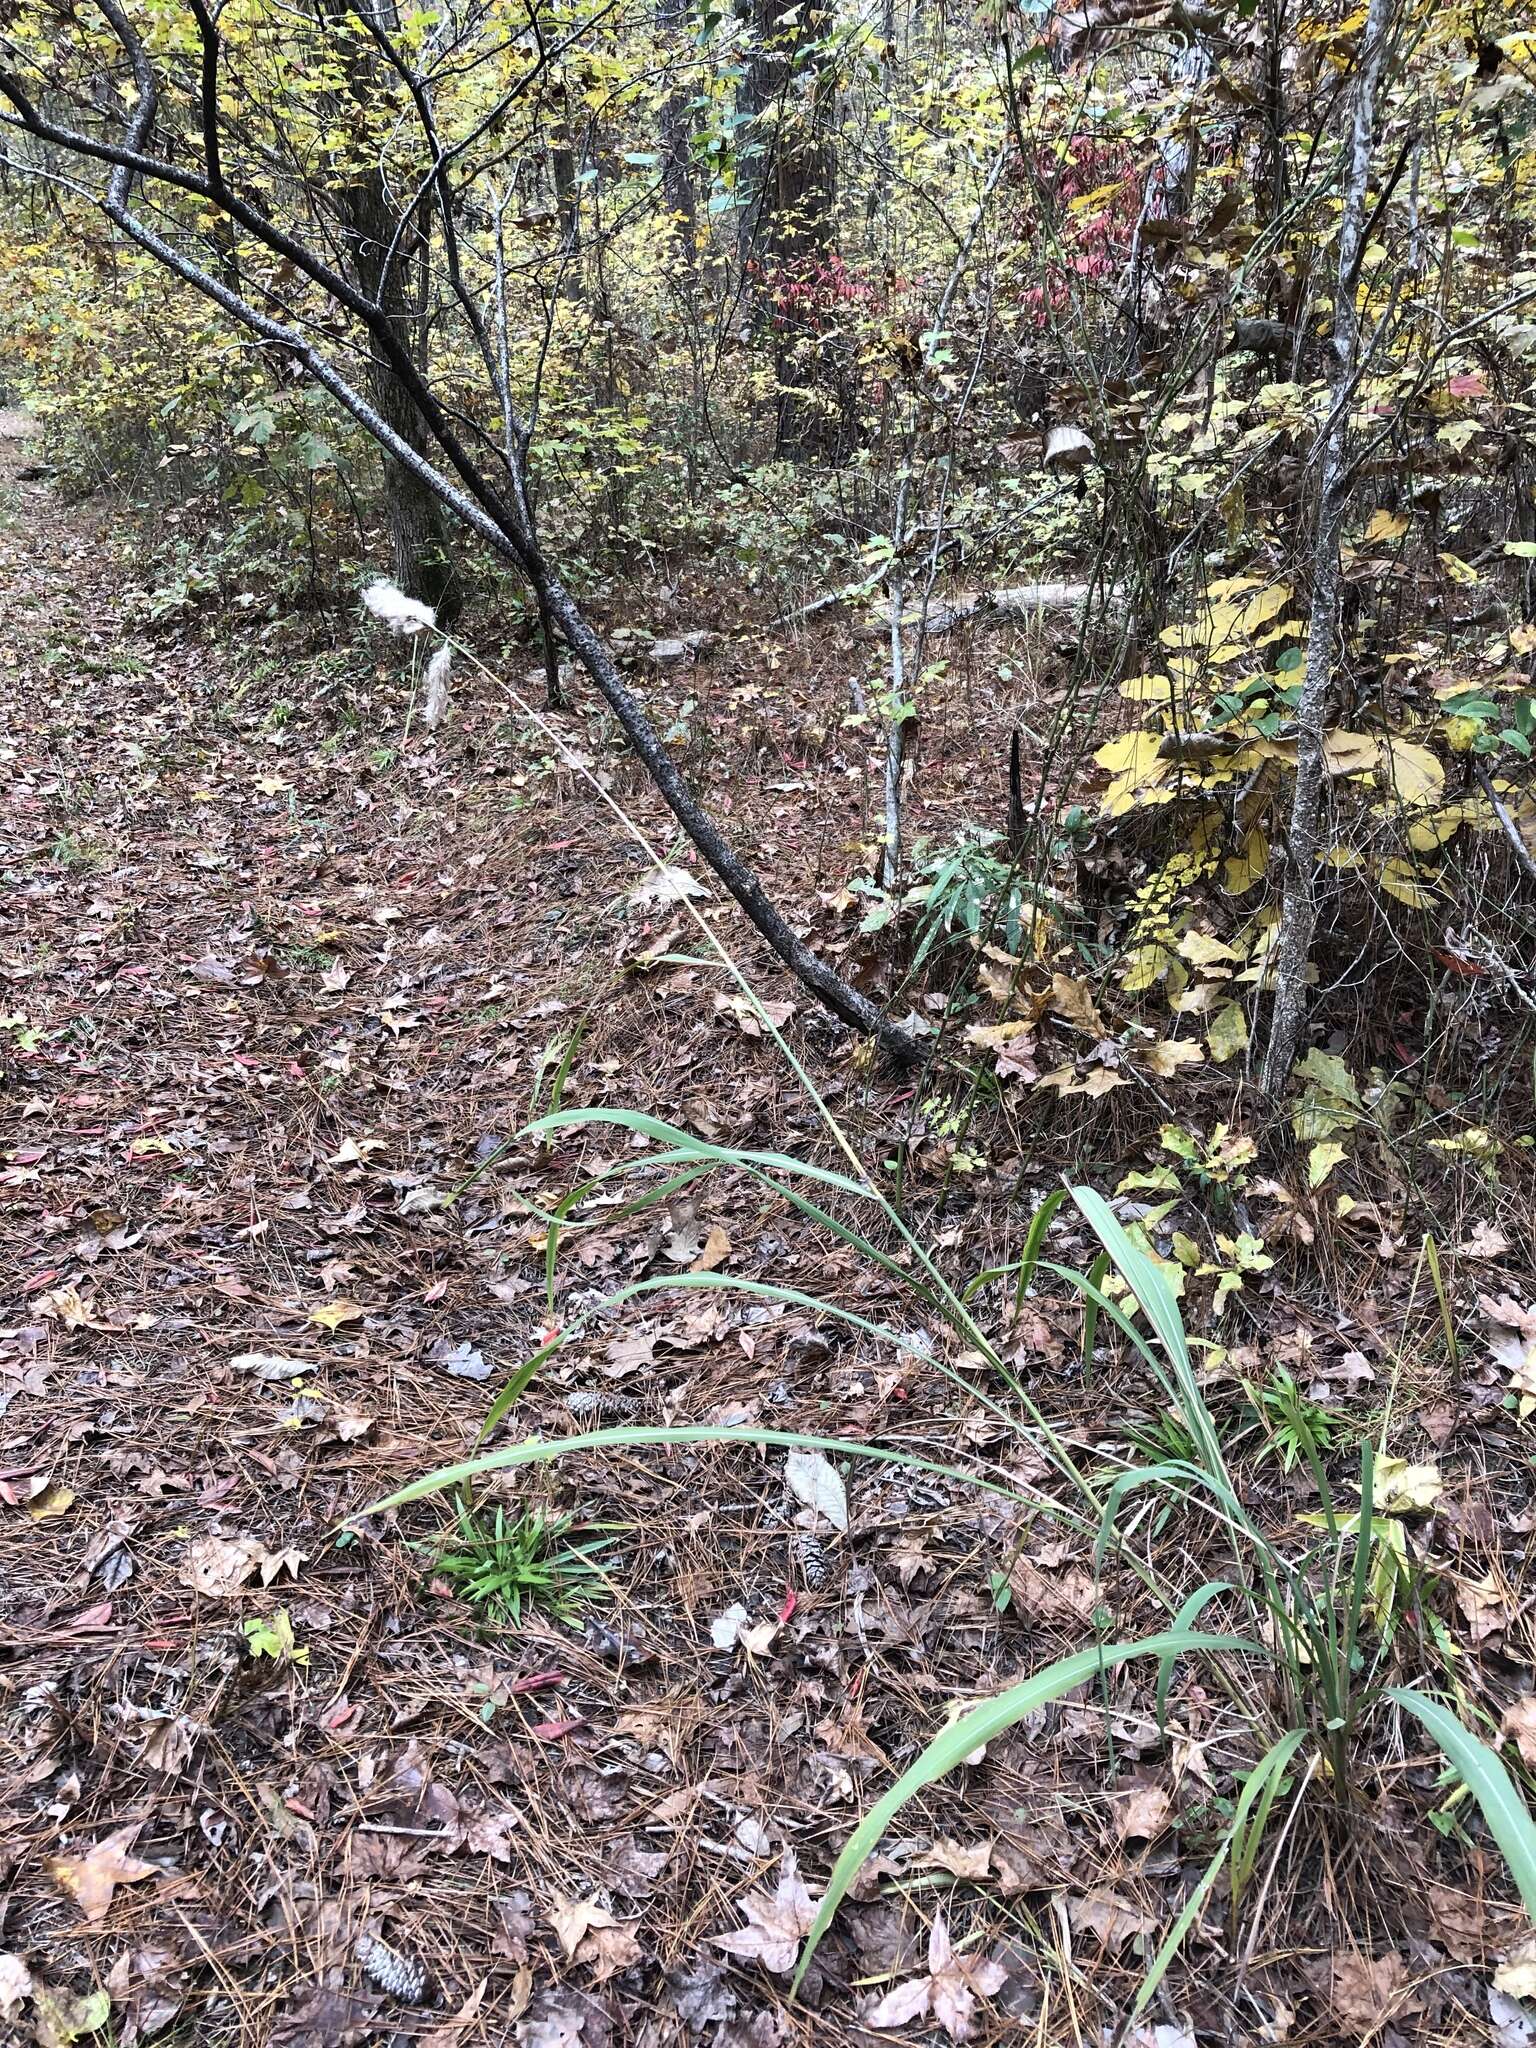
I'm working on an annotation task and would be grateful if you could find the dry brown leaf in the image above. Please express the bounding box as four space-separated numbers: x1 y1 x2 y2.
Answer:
861 1911 1008 2042
1050 972 1106 1034
924 1839 992 1881
179 1534 267 1597
710 1853 816 1974
1324 1951 1419 2031
576 1921 642 1985
548 1892 615 1962
1502 1698 1536 1766
1114 1781 1173 1843
1067 1889 1158 1949
1495 1935 1536 2001
48 1824 159 1922
0 1953 34 2018
689 1225 732 1274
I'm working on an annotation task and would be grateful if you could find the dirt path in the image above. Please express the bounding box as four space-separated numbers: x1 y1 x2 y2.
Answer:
0 435 1057 2047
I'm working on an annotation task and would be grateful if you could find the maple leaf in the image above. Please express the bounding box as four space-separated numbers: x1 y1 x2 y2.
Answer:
48 1824 159 1921
710 1854 817 1974
861 1911 1008 2041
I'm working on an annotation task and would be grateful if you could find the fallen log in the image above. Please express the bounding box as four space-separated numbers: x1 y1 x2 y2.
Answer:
853 581 1126 640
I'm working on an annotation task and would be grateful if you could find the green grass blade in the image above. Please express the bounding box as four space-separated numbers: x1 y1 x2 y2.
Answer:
476 1330 568 1445
1135 1727 1306 2017
1156 1580 1235 1731
790 1630 1261 1994
352 1425 1039 1522
1013 1189 1066 1315
526 1108 878 1201
1389 1688 1536 1916
1069 1189 1227 1482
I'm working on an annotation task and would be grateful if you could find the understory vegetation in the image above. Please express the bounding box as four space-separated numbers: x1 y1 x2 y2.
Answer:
4 0 1536 2038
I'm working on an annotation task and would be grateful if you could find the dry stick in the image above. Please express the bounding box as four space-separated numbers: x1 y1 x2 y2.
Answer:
1258 0 1399 1098
4 3 918 1066
875 144 1008 895
880 470 911 890
1473 758 1536 886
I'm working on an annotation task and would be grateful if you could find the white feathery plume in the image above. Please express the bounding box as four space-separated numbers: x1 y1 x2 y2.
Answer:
361 578 437 636
420 643 453 730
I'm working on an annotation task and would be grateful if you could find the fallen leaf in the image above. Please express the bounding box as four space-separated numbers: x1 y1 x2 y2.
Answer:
310 1298 365 1331
1206 999 1249 1064
710 1853 816 1974
1143 1038 1203 1077
689 1225 732 1274
232 1351 311 1381
1496 1937 1536 2002
1370 1455 1442 1513
1307 1139 1346 1189
1050 973 1106 1034
1114 1781 1173 1843
862 1910 1008 2041
1324 1951 1419 2031
576 1921 642 1984
629 864 708 911
30 1985 113 2048
549 1893 616 1961
710 1602 751 1650
924 1839 992 1880
1503 1698 1536 1767
785 1449 848 1531
0 1954 33 2018
48 1825 159 1922
1067 1889 1158 1949
179 1534 267 1597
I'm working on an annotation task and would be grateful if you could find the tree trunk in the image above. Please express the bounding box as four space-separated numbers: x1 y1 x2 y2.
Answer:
1259 0 1397 1098
330 16 462 617
738 0 847 459
657 0 697 276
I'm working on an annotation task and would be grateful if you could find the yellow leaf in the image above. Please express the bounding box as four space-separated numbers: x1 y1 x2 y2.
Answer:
965 1019 1036 1051
1438 551 1481 585
1321 730 1377 776
1371 1456 1442 1513
1378 857 1439 909
1206 1000 1249 1063
25 1483 76 1521
1178 930 1240 967
1407 807 1465 852
1307 1139 1347 1188
309 1298 365 1330
1223 826 1268 896
1095 731 1172 816
1362 508 1409 543
1120 942 1172 994
1377 737 1444 808
1143 1038 1205 1077
1118 672 1173 702
1235 583 1291 636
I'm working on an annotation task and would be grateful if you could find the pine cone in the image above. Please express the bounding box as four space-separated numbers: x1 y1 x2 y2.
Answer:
795 1534 834 1592
356 1932 428 2004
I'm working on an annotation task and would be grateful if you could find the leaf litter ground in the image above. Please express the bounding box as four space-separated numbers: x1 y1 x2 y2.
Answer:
2 423 1536 2046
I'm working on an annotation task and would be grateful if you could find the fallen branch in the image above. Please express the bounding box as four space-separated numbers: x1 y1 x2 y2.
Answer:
853 581 1125 640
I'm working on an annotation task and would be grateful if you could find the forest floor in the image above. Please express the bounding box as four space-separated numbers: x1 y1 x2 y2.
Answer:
3 418 1535 2048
